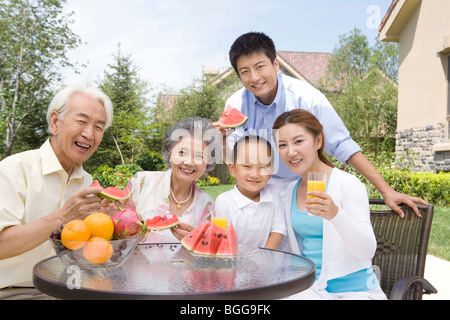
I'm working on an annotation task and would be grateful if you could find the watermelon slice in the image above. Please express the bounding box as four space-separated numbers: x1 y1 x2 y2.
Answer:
90 180 131 201
146 214 180 230
216 223 238 256
193 223 225 256
181 221 211 251
218 105 248 128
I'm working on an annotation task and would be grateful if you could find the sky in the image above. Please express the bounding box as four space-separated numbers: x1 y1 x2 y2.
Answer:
62 0 393 93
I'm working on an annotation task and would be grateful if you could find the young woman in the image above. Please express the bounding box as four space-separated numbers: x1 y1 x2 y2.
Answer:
272 109 386 300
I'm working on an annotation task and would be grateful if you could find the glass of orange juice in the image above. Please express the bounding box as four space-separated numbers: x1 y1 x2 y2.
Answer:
211 216 228 231
306 172 327 216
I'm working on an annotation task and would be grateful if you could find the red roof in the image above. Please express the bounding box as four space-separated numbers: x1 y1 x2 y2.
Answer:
158 94 180 110
379 0 399 33
277 51 332 86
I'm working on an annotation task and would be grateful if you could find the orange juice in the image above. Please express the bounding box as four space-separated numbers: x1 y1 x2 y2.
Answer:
211 217 228 231
307 172 327 203
307 180 326 200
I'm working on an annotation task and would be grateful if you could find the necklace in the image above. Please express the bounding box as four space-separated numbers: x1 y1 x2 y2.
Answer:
170 184 193 210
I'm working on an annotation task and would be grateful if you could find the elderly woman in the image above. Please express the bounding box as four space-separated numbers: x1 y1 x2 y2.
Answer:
125 117 221 243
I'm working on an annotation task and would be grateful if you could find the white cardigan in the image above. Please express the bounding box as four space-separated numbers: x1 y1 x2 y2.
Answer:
283 168 377 290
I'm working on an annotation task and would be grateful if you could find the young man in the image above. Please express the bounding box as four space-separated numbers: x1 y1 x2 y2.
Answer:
214 31 427 218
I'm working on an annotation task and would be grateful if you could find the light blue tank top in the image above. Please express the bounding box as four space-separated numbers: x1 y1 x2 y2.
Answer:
291 178 378 293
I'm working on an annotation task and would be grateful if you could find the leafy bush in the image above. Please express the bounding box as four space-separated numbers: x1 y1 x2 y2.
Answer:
330 150 449 206
136 151 167 171
354 168 450 206
93 164 143 189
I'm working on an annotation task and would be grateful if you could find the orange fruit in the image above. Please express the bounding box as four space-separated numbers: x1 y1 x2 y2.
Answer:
82 237 113 264
61 219 91 250
84 212 114 240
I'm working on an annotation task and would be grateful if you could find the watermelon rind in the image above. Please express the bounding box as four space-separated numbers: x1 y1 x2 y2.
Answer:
191 245 258 259
146 214 180 230
218 105 248 128
90 180 131 201
98 187 131 201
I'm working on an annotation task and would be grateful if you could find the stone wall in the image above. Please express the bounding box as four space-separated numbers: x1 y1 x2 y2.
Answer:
396 123 450 172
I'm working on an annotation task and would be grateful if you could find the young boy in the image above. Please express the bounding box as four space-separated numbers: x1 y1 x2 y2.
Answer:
214 135 286 249
214 31 427 218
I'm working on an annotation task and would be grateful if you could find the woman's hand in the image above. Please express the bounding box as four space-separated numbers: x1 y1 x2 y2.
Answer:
170 221 195 241
305 191 339 220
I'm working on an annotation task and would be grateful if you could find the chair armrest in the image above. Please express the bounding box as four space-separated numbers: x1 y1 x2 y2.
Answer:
390 276 438 300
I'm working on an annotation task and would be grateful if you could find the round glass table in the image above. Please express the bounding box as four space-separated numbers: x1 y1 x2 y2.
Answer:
33 243 315 300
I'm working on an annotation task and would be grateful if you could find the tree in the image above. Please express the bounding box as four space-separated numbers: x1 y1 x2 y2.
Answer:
0 0 81 158
84 45 152 172
320 28 399 156
149 72 227 153
172 73 225 122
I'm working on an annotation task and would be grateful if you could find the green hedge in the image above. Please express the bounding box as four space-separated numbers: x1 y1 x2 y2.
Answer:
358 169 450 206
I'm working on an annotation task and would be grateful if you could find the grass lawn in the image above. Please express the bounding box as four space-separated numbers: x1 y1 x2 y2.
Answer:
199 184 234 201
199 185 449 261
429 205 450 261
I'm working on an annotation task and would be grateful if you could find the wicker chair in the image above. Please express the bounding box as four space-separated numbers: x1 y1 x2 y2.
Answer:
369 199 438 300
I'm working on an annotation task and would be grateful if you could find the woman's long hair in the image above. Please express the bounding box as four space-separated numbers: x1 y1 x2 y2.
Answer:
272 109 336 168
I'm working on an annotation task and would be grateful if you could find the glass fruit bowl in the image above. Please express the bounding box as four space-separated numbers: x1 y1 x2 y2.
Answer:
48 235 142 270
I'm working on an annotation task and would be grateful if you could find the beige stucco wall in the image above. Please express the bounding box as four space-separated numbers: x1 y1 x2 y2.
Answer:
395 0 450 131
380 0 450 172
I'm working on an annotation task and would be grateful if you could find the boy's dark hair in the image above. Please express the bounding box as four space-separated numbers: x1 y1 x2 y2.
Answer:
232 135 274 166
229 32 277 75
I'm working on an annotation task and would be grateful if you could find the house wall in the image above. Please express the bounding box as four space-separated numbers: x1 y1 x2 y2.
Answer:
382 0 450 172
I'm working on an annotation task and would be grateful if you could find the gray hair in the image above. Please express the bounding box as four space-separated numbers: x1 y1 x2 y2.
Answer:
46 85 114 133
161 117 222 173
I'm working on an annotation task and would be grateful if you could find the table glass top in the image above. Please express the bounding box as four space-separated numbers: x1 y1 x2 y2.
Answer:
35 243 314 298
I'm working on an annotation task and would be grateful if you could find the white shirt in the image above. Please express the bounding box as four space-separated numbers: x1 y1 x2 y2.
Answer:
214 184 287 248
0 139 91 288
127 170 214 243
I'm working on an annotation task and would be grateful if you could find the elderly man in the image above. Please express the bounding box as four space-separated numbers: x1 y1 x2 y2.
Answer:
0 85 113 299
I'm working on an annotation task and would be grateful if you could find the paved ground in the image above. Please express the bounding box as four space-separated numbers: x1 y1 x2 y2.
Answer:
422 255 450 300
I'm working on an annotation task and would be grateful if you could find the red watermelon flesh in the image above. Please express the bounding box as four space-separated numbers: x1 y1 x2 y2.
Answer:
181 221 211 251
146 214 180 230
216 223 238 256
218 105 248 128
90 180 131 201
193 223 225 256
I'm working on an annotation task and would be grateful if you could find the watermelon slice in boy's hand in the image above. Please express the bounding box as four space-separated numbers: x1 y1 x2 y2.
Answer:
218 105 248 128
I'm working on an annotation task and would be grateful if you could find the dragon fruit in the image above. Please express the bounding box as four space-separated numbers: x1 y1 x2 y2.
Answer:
112 209 145 238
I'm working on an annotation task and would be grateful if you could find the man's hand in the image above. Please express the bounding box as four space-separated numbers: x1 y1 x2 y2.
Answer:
347 152 429 218
57 186 104 223
382 189 429 218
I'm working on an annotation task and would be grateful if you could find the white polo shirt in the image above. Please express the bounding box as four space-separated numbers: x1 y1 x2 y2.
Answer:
0 139 91 288
214 184 287 248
